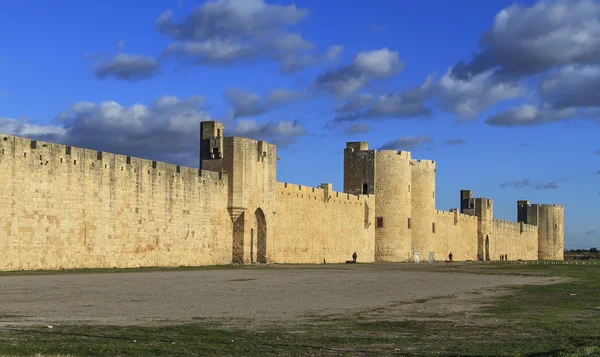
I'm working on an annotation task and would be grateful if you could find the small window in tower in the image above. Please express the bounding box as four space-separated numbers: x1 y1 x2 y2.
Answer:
554 224 558 228
212 148 219 159
408 218 412 229
408 185 410 192
433 191 435 198
362 183 368 195
217 128 221 137
432 222 436 233
376 217 384 228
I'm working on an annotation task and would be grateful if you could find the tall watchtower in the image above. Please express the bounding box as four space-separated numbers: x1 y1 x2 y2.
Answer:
460 190 475 216
200 121 224 172
344 143 413 262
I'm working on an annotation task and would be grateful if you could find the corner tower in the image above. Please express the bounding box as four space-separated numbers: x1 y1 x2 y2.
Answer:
344 143 412 262
518 201 564 260
537 204 564 260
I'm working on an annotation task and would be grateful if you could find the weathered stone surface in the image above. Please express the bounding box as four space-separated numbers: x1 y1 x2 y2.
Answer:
0 121 564 271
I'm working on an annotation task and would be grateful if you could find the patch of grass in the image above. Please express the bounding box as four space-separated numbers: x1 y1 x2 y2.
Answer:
1 263 599 356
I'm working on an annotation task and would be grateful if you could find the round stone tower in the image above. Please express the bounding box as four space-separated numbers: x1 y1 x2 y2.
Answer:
373 150 413 262
410 159 436 259
537 204 564 260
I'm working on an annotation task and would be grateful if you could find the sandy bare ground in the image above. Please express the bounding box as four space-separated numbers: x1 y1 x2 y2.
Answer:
0 264 560 328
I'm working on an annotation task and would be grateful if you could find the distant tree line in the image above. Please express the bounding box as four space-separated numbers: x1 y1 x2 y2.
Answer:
565 248 598 254
564 248 599 260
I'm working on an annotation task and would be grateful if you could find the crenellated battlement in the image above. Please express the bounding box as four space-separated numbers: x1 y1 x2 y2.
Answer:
435 209 478 221
492 218 537 233
375 150 412 160
0 134 228 187
536 204 564 209
276 182 370 204
410 159 436 168
345 142 369 151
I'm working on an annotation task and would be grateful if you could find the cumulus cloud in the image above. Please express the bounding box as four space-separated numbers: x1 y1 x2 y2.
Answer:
280 45 344 73
315 48 404 96
0 117 67 142
435 70 525 119
93 54 159 81
51 96 210 166
157 0 338 72
333 77 432 122
379 136 432 151
451 0 600 79
499 177 569 190
540 66 600 108
336 94 374 113
344 123 371 135
485 104 577 127
224 87 304 118
330 69 525 124
443 138 466 146
2 96 304 168
229 119 305 146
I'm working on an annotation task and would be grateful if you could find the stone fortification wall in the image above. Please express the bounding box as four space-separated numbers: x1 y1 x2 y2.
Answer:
0 135 232 271
491 219 538 260
272 183 375 264
433 210 478 261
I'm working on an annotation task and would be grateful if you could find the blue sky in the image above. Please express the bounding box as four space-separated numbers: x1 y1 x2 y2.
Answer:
1 0 599 248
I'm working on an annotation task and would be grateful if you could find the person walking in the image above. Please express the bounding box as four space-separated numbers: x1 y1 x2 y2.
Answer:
352 252 357 264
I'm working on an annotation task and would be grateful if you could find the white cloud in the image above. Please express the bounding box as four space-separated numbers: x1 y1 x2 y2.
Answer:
2 95 306 166
225 87 304 118
452 0 600 78
344 123 371 135
315 48 404 97
0 117 67 139
93 54 159 81
230 119 305 146
485 104 576 127
156 0 336 72
436 70 525 119
540 65 600 108
379 136 432 150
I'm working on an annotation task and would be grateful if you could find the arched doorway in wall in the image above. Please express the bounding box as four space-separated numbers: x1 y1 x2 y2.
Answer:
250 228 255 264
485 235 490 261
362 183 368 195
255 208 267 264
232 212 245 264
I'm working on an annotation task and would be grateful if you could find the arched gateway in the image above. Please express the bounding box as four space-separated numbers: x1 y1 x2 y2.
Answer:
255 208 267 264
231 208 267 264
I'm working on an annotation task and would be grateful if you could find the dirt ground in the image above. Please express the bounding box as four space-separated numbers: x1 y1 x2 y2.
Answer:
0 264 559 329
